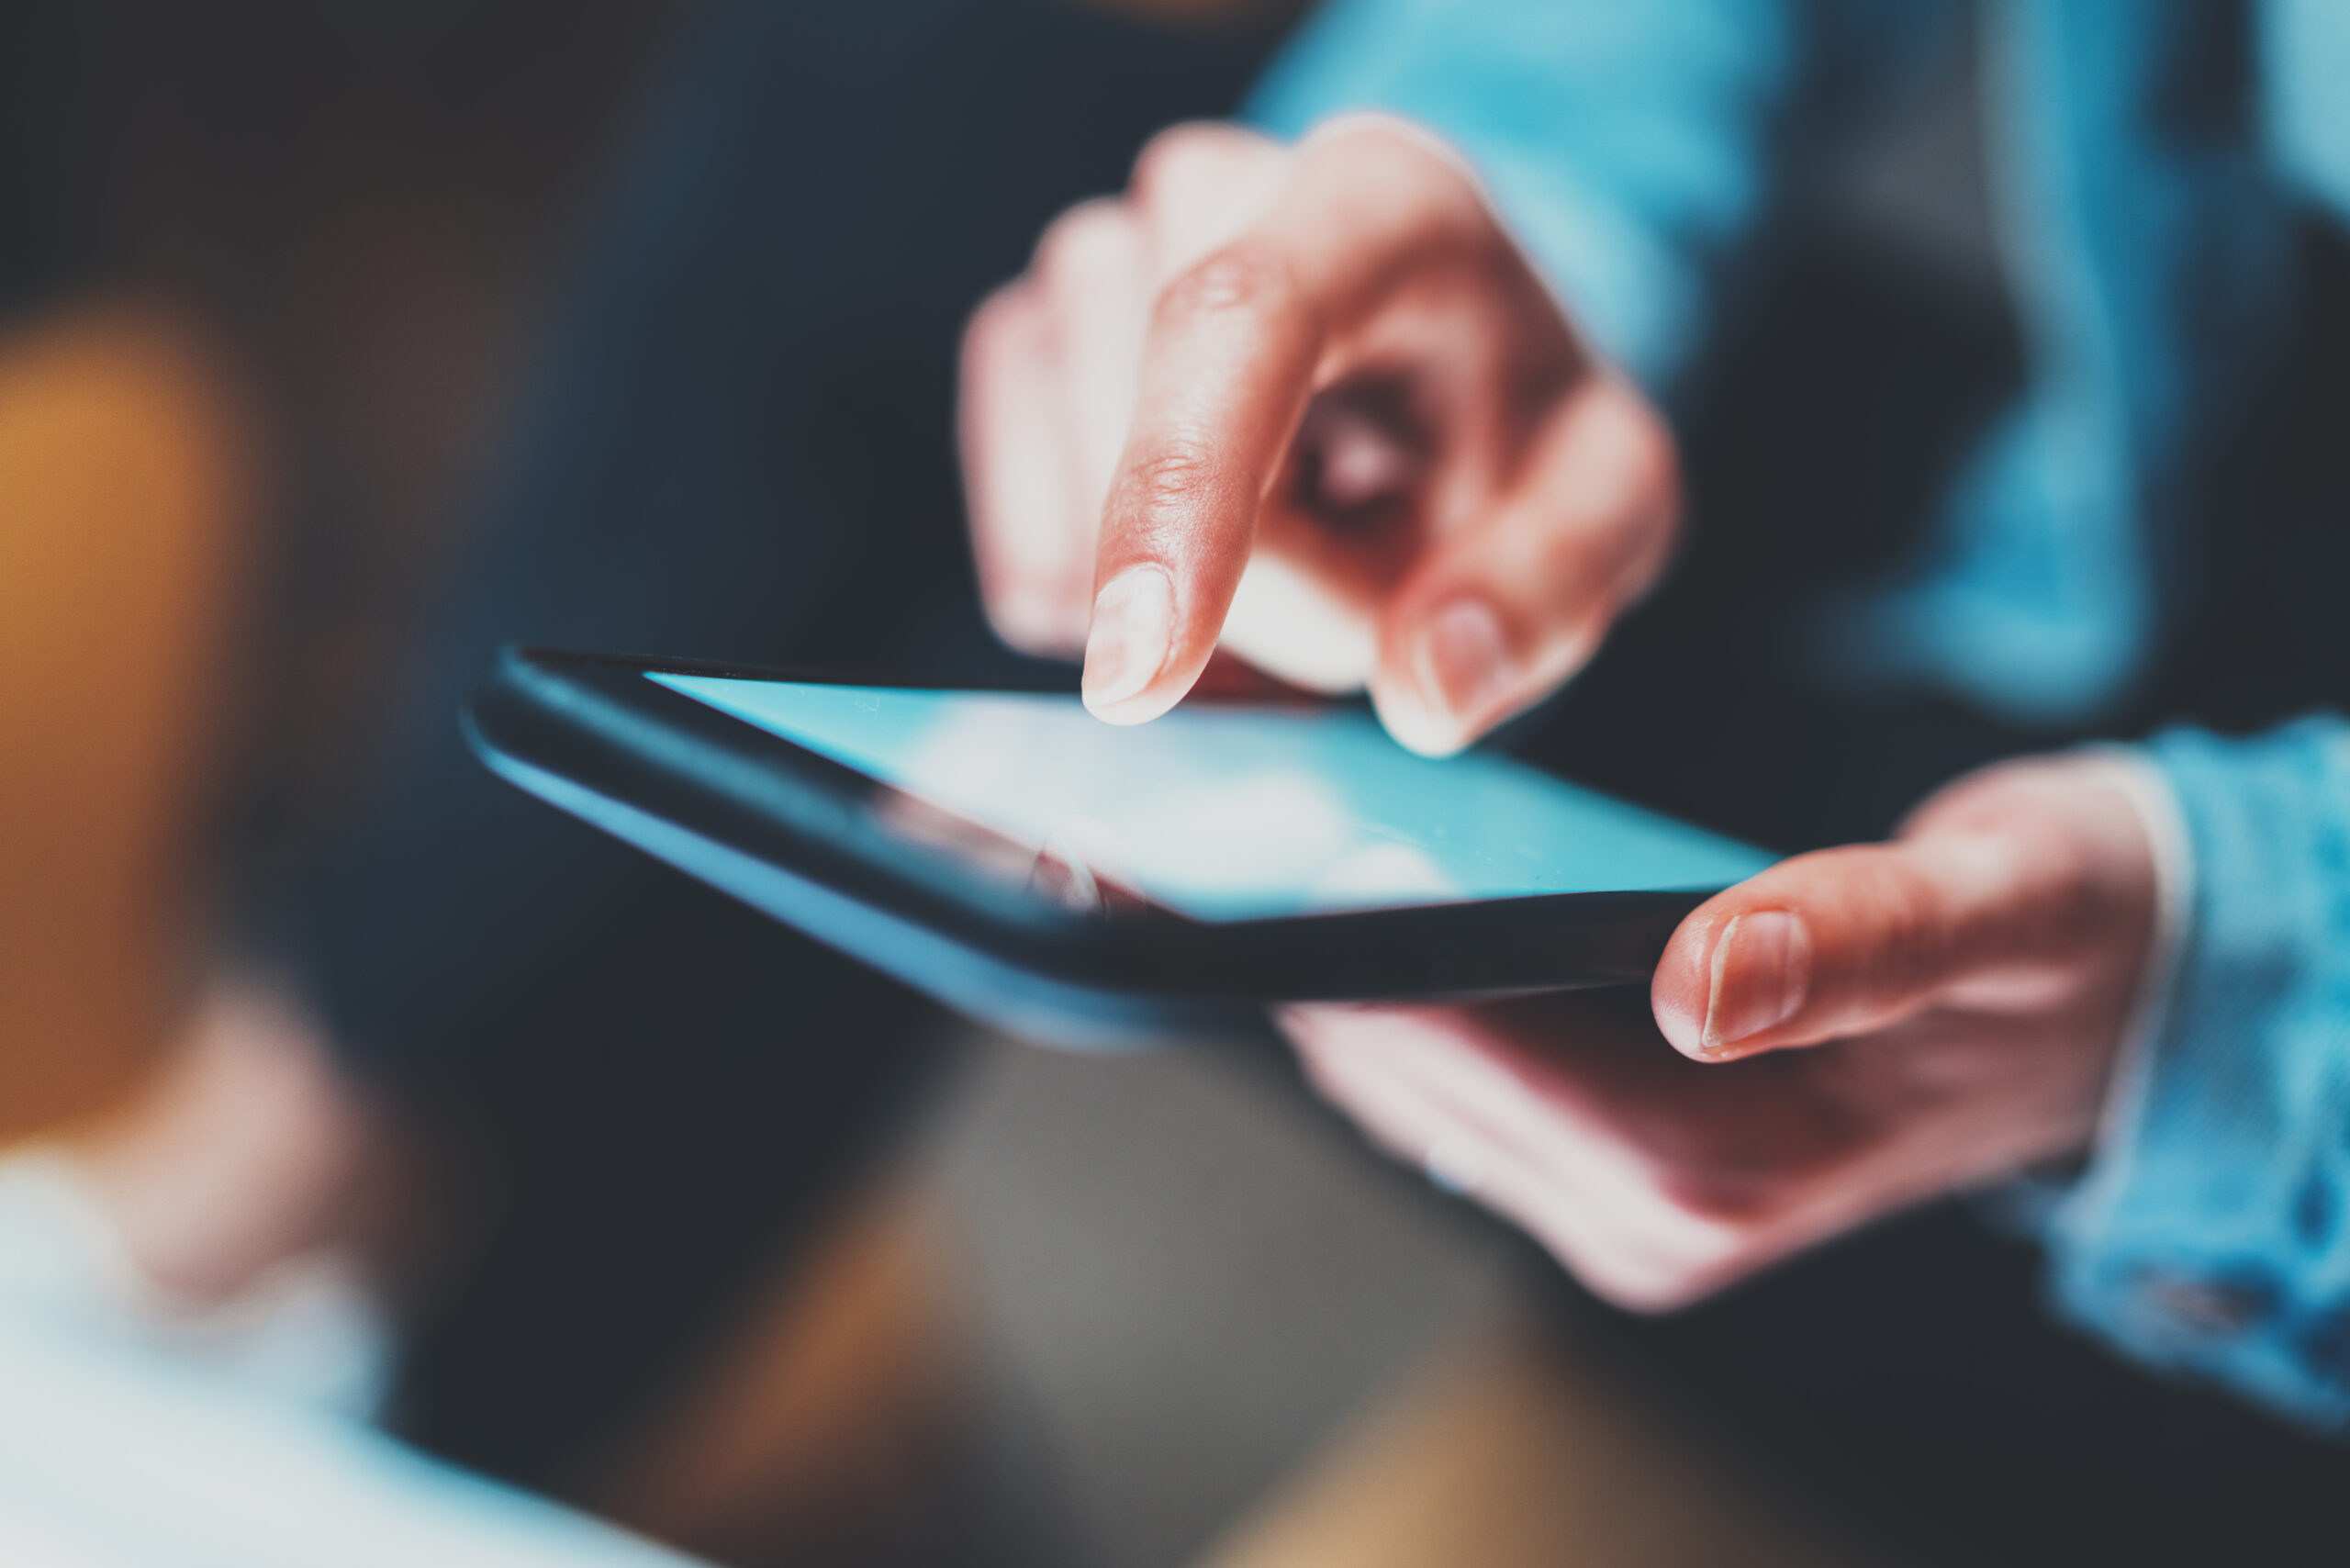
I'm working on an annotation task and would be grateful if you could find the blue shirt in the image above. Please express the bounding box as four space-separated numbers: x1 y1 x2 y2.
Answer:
1248 0 2350 1428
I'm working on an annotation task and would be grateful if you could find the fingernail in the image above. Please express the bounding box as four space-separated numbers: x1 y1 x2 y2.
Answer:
1416 597 1517 730
1702 910 1811 1052
1082 565 1176 712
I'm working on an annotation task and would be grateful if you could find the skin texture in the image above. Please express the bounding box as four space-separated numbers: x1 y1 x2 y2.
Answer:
1284 756 2158 1309
960 118 2160 1309
958 117 1678 756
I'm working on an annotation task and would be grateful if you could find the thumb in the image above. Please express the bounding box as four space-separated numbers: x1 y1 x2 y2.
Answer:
1649 815 2100 1062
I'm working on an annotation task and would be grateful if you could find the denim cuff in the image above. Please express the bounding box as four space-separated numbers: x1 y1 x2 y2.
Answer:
2044 721 2350 1429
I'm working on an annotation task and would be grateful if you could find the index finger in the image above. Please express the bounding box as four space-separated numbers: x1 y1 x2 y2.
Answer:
1080 120 1504 722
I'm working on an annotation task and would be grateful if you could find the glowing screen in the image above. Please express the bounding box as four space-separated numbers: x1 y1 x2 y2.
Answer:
653 674 1774 923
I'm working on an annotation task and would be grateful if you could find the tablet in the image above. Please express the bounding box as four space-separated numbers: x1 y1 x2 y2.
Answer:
464 648 1775 1047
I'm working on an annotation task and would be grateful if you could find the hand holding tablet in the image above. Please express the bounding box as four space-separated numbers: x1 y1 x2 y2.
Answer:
1289 754 2159 1307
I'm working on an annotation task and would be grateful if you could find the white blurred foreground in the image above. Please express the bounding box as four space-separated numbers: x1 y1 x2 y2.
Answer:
0 1154 706 1568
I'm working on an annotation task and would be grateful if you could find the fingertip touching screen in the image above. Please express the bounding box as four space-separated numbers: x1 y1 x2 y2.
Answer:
652 674 1774 923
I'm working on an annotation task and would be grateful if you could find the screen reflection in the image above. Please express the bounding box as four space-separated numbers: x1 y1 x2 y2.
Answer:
654 675 1774 924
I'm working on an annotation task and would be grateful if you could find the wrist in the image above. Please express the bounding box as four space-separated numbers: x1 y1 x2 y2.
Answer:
2071 745 2195 1161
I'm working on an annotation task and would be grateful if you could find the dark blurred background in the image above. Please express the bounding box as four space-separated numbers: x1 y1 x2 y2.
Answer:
2 4 2344 1566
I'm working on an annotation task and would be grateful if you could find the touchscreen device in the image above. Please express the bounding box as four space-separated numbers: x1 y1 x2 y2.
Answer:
465 647 1776 1047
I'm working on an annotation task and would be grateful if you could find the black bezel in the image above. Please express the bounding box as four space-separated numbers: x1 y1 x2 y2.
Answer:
464 646 1718 1019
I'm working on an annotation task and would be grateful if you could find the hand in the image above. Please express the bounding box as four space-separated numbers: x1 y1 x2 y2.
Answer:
958 117 1678 755
1284 754 2162 1309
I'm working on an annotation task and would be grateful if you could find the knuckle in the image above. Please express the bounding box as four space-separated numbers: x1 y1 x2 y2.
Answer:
1800 845 1946 999
1306 118 1486 229
1636 1217 1767 1309
1879 858 1957 991
1155 242 1298 329
1131 121 1244 204
1034 200 1136 289
2019 822 2097 913
1514 1159 1786 1313
1612 394 1680 513
1575 1249 1732 1316
1309 116 1427 183
1113 438 1220 531
960 284 1024 358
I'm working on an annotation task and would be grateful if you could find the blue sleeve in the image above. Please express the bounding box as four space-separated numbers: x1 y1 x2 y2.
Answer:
2046 718 2350 1428
1243 0 1951 393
